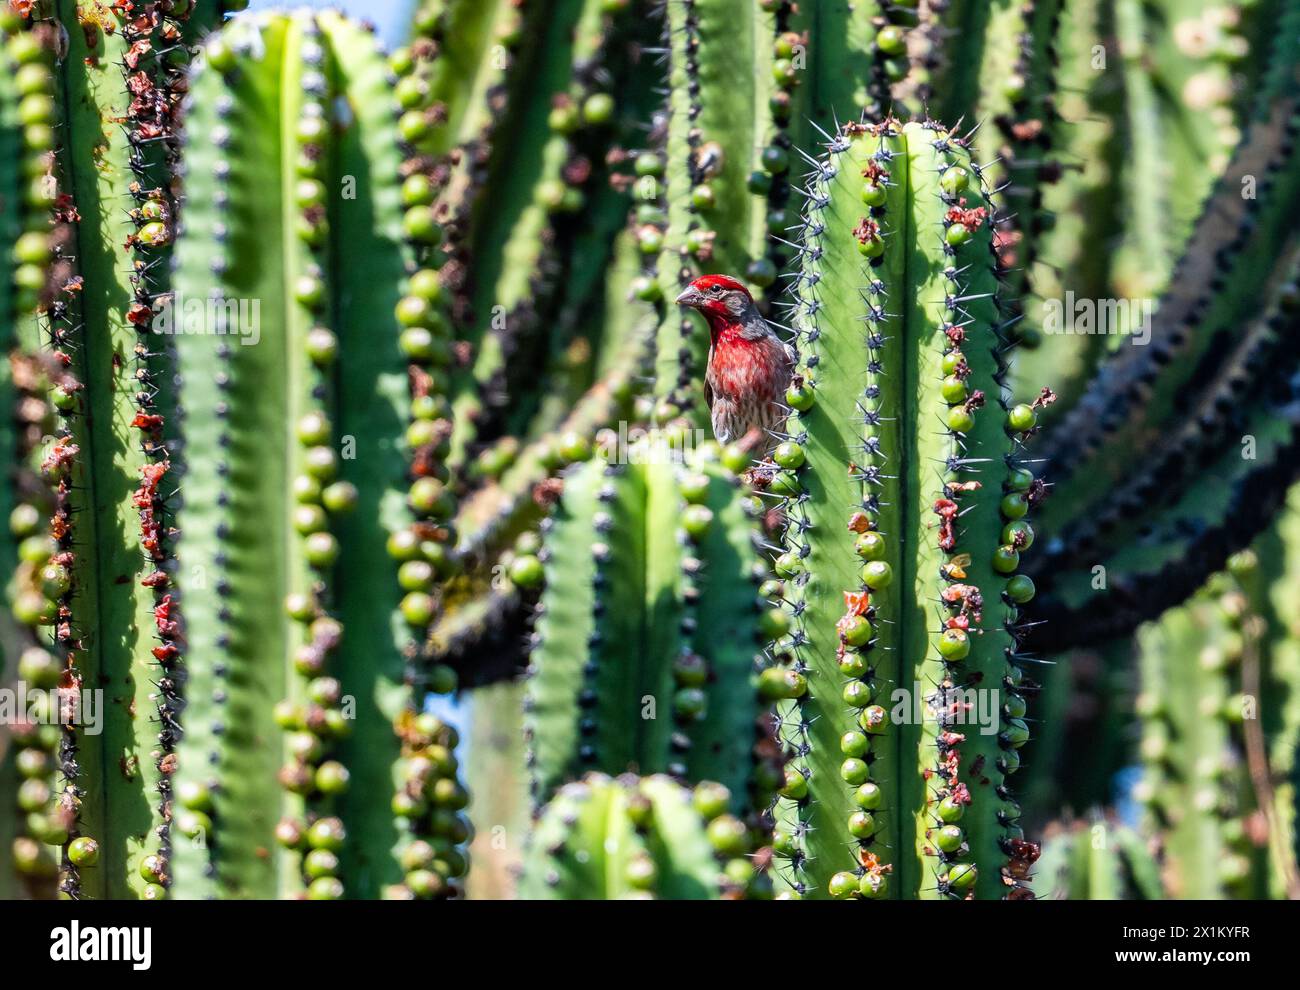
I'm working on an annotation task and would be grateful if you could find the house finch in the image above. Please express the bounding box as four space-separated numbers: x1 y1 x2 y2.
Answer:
675 274 795 458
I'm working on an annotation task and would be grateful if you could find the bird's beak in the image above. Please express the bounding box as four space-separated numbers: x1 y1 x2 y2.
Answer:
675 286 702 308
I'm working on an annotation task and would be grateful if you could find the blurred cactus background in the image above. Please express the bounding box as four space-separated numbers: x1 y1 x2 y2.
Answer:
1 0 1299 901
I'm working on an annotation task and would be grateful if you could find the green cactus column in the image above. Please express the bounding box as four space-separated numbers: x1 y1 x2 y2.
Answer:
767 118 1039 899
519 773 741 899
0 0 225 900
168 10 468 900
651 0 797 418
1 7 65 898
525 448 773 824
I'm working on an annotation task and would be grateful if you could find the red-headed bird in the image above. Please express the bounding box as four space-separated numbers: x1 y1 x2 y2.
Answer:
675 274 795 458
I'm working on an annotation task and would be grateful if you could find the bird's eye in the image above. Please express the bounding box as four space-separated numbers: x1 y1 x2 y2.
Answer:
709 285 723 296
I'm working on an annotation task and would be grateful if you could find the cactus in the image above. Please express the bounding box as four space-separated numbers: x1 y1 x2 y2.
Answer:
761 117 1040 900
524 448 774 812
519 772 761 899
164 9 475 900
1134 499 1300 899
1030 816 1163 900
4 0 1300 904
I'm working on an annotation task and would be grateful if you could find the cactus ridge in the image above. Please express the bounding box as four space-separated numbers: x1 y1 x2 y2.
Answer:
2 11 65 898
968 0 1067 305
1023 100 1300 642
766 117 1039 899
454 0 647 455
1043 101 1300 497
525 451 765 810
1030 816 1163 900
116 0 203 900
166 11 473 900
519 772 732 899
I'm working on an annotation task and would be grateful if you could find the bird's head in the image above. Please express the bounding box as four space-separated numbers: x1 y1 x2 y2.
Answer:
675 274 760 341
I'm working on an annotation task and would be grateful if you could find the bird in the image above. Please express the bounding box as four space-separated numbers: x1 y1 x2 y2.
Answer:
675 274 795 461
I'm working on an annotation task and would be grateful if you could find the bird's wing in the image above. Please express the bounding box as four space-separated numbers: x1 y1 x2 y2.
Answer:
704 343 715 410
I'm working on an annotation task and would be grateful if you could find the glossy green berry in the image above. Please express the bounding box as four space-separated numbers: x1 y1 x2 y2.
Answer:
17 779 49 812
403 207 442 244
322 481 359 514
707 815 748 857
785 380 815 411
840 758 870 786
139 853 167 884
176 779 213 813
634 152 664 177
861 560 892 590
945 223 972 247
859 705 888 734
759 666 806 700
853 781 883 811
1007 403 1037 432
1002 520 1034 549
780 767 809 800
861 181 887 207
876 25 907 54
1000 492 1029 519
1000 718 1030 748
508 554 544 589
847 811 876 839
858 234 884 258
68 836 100 867
316 761 351 795
1003 692 1027 719
941 375 968 403
307 876 345 900
842 680 874 708
673 686 707 720
1007 468 1034 492
840 614 873 648
401 592 435 626
828 871 859 899
682 504 714 538
840 730 870 758
947 406 975 432
307 817 346 852
305 326 339 364
582 92 615 125
940 166 969 195
934 825 964 853
1000 748 1023 774
303 848 340 880
1005 574 1036 604
692 782 731 820
854 531 885 561
774 551 804 579
858 871 888 898
760 145 789 174
992 545 1020 574
759 607 792 639
837 651 868 678
947 862 977 893
937 627 970 661
937 796 964 823
691 183 716 210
